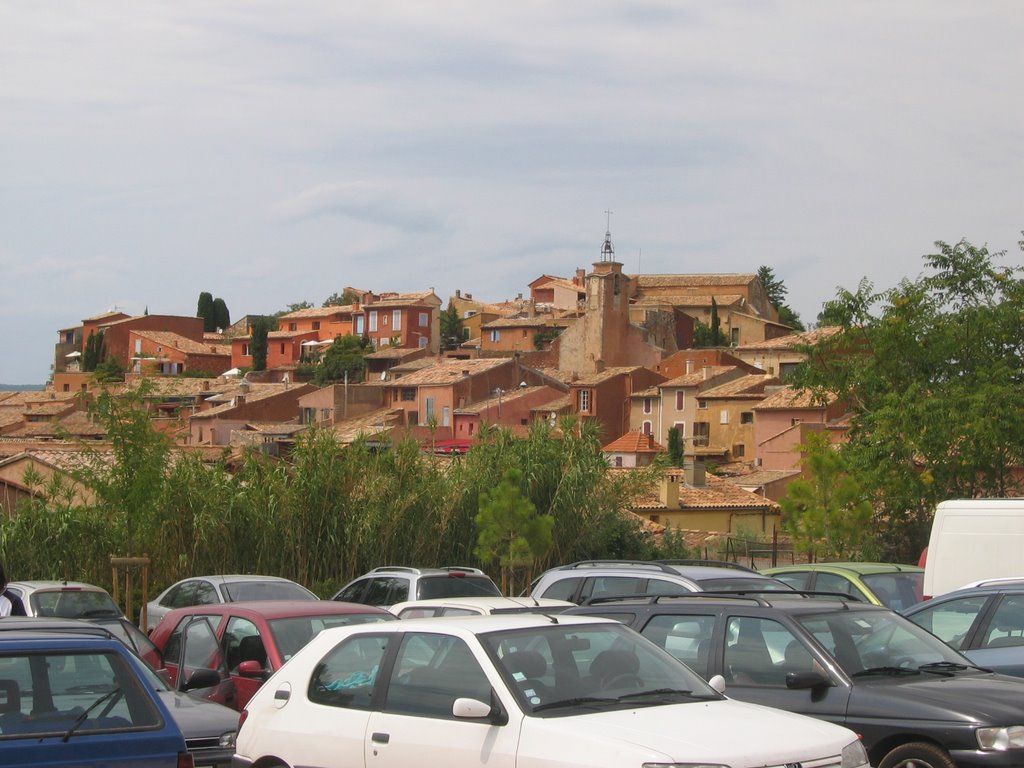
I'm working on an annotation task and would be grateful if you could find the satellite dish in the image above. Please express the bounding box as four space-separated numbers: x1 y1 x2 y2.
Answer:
380 370 388 381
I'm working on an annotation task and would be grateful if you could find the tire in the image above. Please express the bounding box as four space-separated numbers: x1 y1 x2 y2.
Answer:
878 741 955 768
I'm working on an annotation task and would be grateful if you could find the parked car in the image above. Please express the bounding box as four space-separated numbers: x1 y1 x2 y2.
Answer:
143 574 318 632
150 599 395 711
567 592 1024 768
0 617 237 766
762 562 924 610
0 629 193 767
4 580 123 619
529 559 792 604
232 613 868 768
390 595 574 618
331 566 502 608
903 579 1024 678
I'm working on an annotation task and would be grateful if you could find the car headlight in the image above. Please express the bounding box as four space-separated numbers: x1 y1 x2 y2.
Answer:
219 730 238 749
841 738 869 768
977 726 1024 750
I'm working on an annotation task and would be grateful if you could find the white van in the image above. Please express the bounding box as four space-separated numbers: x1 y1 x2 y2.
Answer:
923 498 1024 598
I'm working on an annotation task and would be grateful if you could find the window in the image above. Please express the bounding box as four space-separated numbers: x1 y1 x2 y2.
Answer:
673 421 685 436
614 456 623 467
393 310 402 330
733 444 745 458
693 422 710 446
442 406 450 427
791 418 803 427
356 316 365 334
719 411 730 425
675 391 684 410
490 329 501 342
384 634 491 719
309 634 390 710
643 398 652 414
697 399 707 410
578 389 591 413
724 616 808 687
523 329 528 338
401 388 416 401
642 421 652 435
731 328 740 345
289 322 297 331
425 397 435 423
905 596 987 650
420 312 428 326
741 412 754 424
280 343 286 354
814 573 860 599
418 337 428 348
134 339 142 354
223 617 263 672
642 614 716 678
369 311 378 332
312 321 321 330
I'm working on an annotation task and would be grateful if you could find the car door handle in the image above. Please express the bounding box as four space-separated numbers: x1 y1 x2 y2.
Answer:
274 688 290 701
371 732 390 744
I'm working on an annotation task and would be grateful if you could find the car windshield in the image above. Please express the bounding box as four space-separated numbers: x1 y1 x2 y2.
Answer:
697 577 793 592
797 609 968 676
221 581 316 601
860 572 924 611
418 576 501 599
269 613 395 661
481 622 719 716
31 590 121 619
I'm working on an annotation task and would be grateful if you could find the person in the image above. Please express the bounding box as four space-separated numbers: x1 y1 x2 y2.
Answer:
0 564 11 617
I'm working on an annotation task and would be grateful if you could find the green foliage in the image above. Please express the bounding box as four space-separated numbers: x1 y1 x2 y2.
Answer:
323 289 361 307
779 432 875 561
313 334 372 385
197 292 214 331
475 468 554 593
667 427 684 467
792 238 1024 560
757 265 804 330
533 328 560 350
439 301 464 351
250 316 273 371
92 357 125 383
693 300 727 347
82 331 105 372
211 298 230 331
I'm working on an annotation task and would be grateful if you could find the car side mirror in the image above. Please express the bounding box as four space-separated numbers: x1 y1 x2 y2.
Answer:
237 660 267 679
707 674 726 694
183 667 222 692
785 670 833 690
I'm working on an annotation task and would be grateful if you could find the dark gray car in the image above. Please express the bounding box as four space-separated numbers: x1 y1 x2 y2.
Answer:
569 593 1024 768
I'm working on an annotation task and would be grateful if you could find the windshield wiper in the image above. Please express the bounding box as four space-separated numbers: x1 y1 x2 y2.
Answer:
531 696 618 713
616 688 717 704
851 666 921 678
918 661 989 676
63 686 123 742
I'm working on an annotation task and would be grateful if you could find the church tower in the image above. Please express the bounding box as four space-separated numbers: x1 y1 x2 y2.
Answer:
582 218 631 368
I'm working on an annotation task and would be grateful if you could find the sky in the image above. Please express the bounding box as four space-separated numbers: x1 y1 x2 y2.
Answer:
2 2 1022 385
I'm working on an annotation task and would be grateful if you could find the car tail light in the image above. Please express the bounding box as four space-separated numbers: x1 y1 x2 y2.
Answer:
238 708 249 730
177 752 195 768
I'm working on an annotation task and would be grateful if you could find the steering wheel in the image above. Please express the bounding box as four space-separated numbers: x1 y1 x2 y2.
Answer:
604 673 642 689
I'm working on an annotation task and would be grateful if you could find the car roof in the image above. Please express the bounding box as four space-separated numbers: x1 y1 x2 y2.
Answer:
669 565 774 580
340 612 614 634
765 562 923 576
0 629 123 646
571 593 893 616
7 580 111 592
167 574 307 585
160 599 392 622
0 617 115 635
391 596 573 612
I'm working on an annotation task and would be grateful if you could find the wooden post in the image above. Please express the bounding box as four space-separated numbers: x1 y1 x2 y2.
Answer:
110 556 150 628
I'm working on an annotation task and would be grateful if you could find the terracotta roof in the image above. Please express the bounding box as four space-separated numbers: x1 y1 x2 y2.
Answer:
482 316 568 329
126 377 227 398
82 310 128 322
278 305 357 320
633 274 758 289
697 374 776 398
267 330 318 340
603 431 665 454
365 347 428 361
569 367 643 386
455 386 551 414
531 394 571 413
659 366 736 388
368 291 439 308
0 393 15 405
754 385 837 410
376 358 510 387
735 326 843 351
0 412 24 429
333 407 404 444
25 401 75 416
192 383 310 419
133 331 227 355
723 469 801 488
632 471 780 511
0 391 78 408
631 386 659 398
631 294 744 308
0 447 112 474
243 422 308 435
5 410 107 439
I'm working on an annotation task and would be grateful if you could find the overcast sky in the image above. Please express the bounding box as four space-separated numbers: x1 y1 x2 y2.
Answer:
2 2 1021 385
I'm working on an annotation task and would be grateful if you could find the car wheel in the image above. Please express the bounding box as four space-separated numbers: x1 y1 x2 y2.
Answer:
879 742 955 768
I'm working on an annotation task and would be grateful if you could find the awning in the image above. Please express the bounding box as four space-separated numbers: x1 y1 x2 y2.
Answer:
65 351 82 358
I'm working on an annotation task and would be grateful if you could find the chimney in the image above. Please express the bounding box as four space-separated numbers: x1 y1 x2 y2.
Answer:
660 472 680 508
455 289 461 298
202 380 210 391
703 366 712 380
686 359 694 374
684 461 706 487
236 395 246 405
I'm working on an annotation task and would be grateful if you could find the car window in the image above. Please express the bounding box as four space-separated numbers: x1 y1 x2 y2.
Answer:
364 578 402 606
223 581 314 602
309 634 390 710
814 573 861 599
0 650 161 735
771 572 809 590
224 617 264 672
724 616 808 686
193 581 219 606
397 607 441 619
181 617 226 682
439 608 480 617
269 614 394 662
417 576 500 600
164 582 196 609
982 594 1024 649
334 580 367 603
538 577 581 602
385 633 491 719
31 590 120 619
905 595 987 649
641 614 716 678
860 572 924 611
164 613 222 665
646 578 690 594
580 577 644 602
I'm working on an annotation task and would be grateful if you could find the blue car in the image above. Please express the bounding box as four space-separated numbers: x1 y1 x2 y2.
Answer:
0 630 193 767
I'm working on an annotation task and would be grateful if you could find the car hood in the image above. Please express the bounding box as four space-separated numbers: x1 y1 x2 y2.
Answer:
157 689 238 737
519 698 858 765
850 671 1024 723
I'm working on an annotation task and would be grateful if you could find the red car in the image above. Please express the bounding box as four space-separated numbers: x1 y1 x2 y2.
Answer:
149 599 395 711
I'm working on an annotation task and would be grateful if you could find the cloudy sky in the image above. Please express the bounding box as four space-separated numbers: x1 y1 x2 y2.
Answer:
2 2 1021 385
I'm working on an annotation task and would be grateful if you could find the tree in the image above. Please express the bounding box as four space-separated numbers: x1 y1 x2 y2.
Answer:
313 334 372 385
439 301 464 351
758 265 805 331
779 431 875 561
792 238 1024 560
474 468 554 594
693 298 728 347
82 331 105 372
211 298 230 331
667 426 684 467
323 289 362 307
251 316 273 371
197 292 215 331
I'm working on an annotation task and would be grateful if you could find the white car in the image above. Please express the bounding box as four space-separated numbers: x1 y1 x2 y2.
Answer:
142 574 317 632
5 580 123 618
234 614 869 768
390 596 574 618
